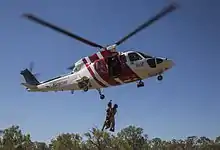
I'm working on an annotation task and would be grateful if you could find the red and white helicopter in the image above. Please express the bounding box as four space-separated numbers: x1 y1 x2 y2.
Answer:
20 3 177 99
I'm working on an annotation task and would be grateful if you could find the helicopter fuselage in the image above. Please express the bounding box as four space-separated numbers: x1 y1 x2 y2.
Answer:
22 50 174 95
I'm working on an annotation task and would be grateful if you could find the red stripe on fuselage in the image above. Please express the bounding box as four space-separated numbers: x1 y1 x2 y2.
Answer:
87 50 115 63
95 51 121 86
82 58 107 88
100 50 118 58
89 53 99 62
86 51 120 86
93 58 120 86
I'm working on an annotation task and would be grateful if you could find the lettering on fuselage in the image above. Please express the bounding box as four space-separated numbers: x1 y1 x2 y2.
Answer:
71 75 77 80
51 80 68 88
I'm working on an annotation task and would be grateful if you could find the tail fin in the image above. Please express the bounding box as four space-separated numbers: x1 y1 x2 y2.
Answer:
20 69 40 85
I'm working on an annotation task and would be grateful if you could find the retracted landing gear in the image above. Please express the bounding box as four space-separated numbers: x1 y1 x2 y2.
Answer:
157 75 163 81
83 86 89 92
137 80 144 88
77 76 91 92
97 88 105 100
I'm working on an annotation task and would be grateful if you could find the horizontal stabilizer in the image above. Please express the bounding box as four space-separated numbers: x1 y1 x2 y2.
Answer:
21 83 37 89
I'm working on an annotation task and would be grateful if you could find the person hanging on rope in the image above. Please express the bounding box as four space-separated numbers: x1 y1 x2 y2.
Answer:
109 103 118 132
102 100 112 131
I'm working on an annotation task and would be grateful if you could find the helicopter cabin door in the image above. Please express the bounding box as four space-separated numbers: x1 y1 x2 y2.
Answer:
107 55 121 78
94 59 108 77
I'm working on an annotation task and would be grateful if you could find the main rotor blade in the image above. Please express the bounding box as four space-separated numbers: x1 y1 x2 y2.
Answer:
22 14 104 49
114 3 178 46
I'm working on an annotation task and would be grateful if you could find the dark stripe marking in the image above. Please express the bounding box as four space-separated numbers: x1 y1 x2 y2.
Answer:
82 58 107 88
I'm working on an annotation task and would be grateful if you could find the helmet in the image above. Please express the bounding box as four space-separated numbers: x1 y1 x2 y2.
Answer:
114 104 118 108
108 100 112 107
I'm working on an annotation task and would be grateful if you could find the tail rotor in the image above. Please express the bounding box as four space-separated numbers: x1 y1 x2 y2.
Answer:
27 62 40 79
20 62 41 86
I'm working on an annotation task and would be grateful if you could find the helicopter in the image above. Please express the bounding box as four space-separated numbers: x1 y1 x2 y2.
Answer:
20 3 178 100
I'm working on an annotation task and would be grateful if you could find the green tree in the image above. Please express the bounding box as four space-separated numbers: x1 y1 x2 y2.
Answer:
1 124 220 150
215 136 220 144
84 127 112 150
151 137 165 150
117 125 148 150
0 130 3 150
50 133 82 150
185 136 198 149
1 125 34 150
197 136 214 150
33 141 50 150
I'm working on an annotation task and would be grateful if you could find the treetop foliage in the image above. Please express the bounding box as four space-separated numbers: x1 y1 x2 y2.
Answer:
0 125 219 150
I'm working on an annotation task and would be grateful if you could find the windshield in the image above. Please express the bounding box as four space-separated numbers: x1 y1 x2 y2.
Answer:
138 52 153 59
156 58 163 64
147 58 156 68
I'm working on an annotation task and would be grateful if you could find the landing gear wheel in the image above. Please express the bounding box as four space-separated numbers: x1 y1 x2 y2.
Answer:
97 88 105 100
100 94 105 100
83 87 88 92
137 80 144 88
157 75 163 81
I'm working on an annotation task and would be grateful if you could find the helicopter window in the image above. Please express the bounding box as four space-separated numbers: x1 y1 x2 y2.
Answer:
156 58 163 64
147 58 156 68
138 52 153 59
128 52 142 62
73 64 83 72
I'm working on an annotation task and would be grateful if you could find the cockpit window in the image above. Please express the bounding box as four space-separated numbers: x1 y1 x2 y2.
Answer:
138 52 153 59
156 58 163 64
73 64 82 72
73 66 80 72
72 62 84 73
147 58 156 68
128 52 142 62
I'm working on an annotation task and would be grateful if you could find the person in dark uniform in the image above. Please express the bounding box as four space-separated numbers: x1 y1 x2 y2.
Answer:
109 104 118 132
102 100 112 131
109 56 121 78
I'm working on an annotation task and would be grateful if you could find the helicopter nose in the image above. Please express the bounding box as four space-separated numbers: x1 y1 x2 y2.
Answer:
164 59 175 70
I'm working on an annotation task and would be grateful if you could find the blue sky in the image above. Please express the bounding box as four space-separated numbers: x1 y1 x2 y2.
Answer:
0 0 220 142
